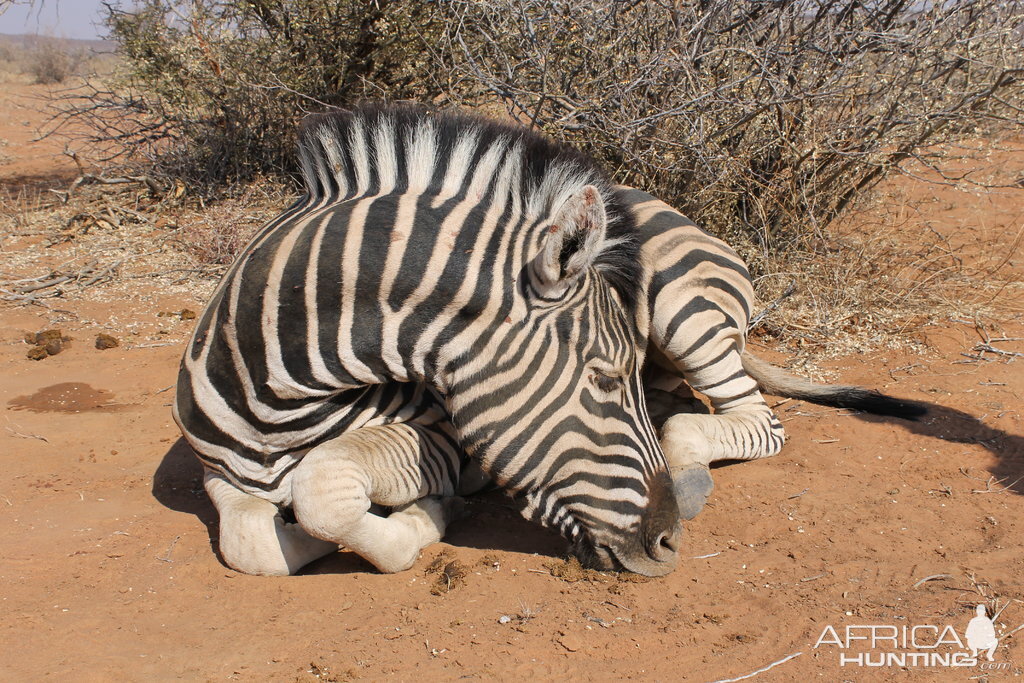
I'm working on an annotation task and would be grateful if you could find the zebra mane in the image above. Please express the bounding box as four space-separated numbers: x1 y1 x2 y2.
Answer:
295 103 642 312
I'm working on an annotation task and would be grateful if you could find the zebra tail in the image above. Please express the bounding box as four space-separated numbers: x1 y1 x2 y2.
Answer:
740 351 928 420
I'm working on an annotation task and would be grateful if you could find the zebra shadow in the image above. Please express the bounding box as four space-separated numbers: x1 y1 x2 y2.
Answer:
302 492 567 574
152 438 568 574
430 490 567 555
857 402 1024 495
152 438 219 550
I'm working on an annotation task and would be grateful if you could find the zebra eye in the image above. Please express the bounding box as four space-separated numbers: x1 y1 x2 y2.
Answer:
590 370 622 393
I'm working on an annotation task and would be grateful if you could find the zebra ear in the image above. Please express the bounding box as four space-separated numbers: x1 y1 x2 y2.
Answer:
531 185 608 297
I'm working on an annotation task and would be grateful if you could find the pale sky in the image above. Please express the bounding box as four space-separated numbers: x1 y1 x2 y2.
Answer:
0 0 120 41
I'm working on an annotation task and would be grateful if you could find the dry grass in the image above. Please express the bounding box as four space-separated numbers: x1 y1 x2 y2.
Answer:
0 174 282 320
168 180 292 265
45 0 1023 252
20 2 1019 361
25 40 82 85
753 138 1024 362
434 0 1024 277
46 1 448 186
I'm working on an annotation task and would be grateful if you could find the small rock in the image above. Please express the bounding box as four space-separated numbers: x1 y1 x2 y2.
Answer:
159 309 197 321
557 633 582 652
95 334 120 350
26 346 49 361
498 615 512 624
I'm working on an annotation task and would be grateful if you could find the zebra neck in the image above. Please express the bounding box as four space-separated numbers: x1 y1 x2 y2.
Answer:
248 189 535 400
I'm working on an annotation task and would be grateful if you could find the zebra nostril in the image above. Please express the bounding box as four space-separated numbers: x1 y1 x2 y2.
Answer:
649 525 681 562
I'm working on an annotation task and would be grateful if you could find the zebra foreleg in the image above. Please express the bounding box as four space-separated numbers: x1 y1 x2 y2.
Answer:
660 402 785 519
641 380 787 518
644 353 785 519
656 411 728 522
290 424 464 574
205 471 339 576
640 369 715 520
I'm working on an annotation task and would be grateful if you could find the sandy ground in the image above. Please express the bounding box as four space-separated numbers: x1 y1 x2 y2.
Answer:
2 82 1023 682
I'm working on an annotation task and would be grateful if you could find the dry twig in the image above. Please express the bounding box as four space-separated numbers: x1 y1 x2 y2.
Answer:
913 574 954 589
708 652 803 683
0 260 122 301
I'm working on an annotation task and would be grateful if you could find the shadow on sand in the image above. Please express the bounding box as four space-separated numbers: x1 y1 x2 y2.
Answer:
153 398 1021 575
153 437 566 575
152 438 218 547
707 400 1024 496
858 402 1024 495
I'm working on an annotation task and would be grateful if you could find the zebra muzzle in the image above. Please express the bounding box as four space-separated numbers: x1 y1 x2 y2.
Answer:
648 525 681 563
578 471 682 577
601 524 681 577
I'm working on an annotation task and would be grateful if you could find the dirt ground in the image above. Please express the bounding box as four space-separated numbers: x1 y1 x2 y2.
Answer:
2 82 1023 682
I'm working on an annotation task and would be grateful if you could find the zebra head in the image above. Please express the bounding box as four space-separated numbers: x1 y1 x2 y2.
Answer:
444 182 681 577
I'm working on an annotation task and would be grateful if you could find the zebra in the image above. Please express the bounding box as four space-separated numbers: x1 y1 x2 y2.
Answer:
173 104 681 577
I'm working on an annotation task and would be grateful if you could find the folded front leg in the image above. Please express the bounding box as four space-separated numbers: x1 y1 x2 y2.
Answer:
290 423 463 573
643 343 784 520
205 471 338 576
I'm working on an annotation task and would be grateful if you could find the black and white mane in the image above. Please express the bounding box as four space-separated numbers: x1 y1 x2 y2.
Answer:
296 103 642 310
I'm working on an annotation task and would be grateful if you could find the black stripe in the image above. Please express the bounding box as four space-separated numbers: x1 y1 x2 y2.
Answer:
350 195 398 376
649 249 750 304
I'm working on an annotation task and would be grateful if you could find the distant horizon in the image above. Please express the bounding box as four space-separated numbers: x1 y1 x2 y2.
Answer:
0 31 114 44
0 1 115 41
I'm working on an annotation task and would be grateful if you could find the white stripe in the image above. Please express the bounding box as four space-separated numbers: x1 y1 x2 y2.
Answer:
378 190 422 380
404 119 438 193
349 117 371 196
372 117 398 194
409 140 513 375
432 129 479 207
261 217 335 399
303 211 349 387
335 195 386 384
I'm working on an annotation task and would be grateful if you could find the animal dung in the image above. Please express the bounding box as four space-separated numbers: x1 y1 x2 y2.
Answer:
25 329 70 360
95 333 120 350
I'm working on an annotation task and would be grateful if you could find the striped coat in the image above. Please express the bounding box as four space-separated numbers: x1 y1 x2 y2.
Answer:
174 105 680 576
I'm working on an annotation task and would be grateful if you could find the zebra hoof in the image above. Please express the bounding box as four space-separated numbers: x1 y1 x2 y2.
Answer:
672 465 714 520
